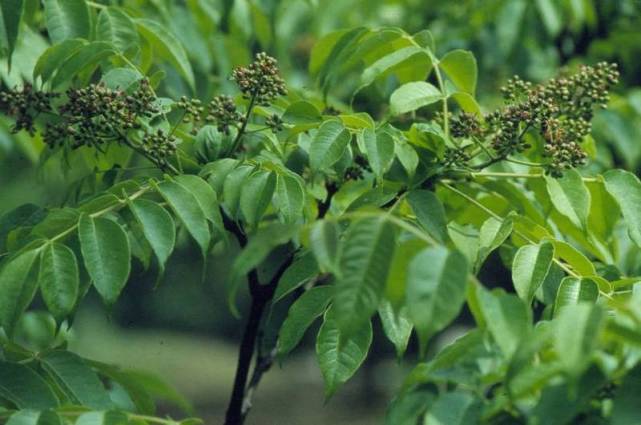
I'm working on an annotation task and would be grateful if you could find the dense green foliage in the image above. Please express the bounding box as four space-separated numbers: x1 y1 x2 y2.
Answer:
2 1 641 424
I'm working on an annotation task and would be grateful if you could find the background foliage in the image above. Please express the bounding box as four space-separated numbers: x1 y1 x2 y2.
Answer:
2 0 641 424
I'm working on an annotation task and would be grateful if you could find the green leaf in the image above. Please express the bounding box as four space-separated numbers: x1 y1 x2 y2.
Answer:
43 0 91 43
273 251 319 302
476 217 512 272
604 170 641 248
394 139 419 178
51 41 117 88
309 120 351 172
545 169 591 230
407 190 448 243
157 180 211 257
0 360 59 409
439 49 478 95
424 391 480 425
512 242 554 304
612 365 641 425
40 350 113 409
477 288 531 358
277 286 333 356
385 237 427 308
135 18 195 91
0 249 39 334
96 7 140 54
407 246 468 355
362 128 394 179
75 411 128 425
5 410 57 425
274 173 305 224
0 0 24 66
553 277 599 316
378 300 412 358
128 199 175 275
316 310 372 398
333 217 396 335
38 242 79 320
222 165 254 218
359 46 429 89
554 303 604 377
390 81 442 115
307 220 341 275
239 171 276 226
78 215 131 306
174 174 222 234
33 39 86 82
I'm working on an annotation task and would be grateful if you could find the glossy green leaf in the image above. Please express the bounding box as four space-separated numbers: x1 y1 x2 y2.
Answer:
554 303 604 377
0 360 59 409
553 277 599 316
407 246 468 355
157 180 211 257
38 242 79 320
128 199 175 274
407 190 448 243
278 286 333 356
362 128 394 179
240 171 276 226
222 165 254 218
96 7 139 54
75 411 128 425
316 310 372 398
359 46 429 89
604 169 641 248
378 300 412 358
333 217 396 334
135 18 195 91
78 215 131 306
439 49 477 95
385 237 427 308
477 288 531 358
424 391 480 425
174 174 220 225
273 252 319 302
309 120 351 172
274 173 305 223
34 39 87 83
51 41 116 88
476 217 512 272
545 169 590 230
43 0 91 43
512 242 554 304
390 81 441 115
307 220 341 275
40 350 113 409
0 249 39 333
0 0 24 65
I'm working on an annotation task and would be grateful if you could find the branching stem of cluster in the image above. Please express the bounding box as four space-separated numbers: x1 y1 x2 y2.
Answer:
469 171 599 182
230 93 257 155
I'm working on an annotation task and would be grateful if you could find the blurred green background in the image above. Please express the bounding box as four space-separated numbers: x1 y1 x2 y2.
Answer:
2 0 641 423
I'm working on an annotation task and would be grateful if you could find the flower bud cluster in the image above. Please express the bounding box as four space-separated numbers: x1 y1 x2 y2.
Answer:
450 62 618 175
232 52 287 105
140 129 177 168
0 84 58 134
206 95 242 135
265 114 284 133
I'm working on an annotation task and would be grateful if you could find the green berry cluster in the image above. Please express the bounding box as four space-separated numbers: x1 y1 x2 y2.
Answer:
450 112 481 139
443 147 472 167
232 52 287 105
140 129 177 168
451 62 619 175
177 96 205 129
207 95 243 135
43 80 159 149
265 114 284 133
0 84 58 135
